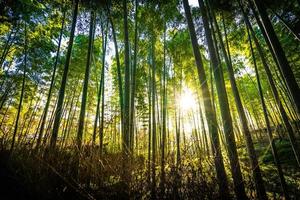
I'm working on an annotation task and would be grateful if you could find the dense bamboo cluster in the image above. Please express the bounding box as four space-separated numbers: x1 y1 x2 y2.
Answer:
0 0 300 199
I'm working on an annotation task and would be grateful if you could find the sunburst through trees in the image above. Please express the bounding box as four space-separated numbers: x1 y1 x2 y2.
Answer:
0 0 300 199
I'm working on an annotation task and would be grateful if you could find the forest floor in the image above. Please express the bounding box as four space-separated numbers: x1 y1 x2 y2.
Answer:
0 138 300 199
0 151 34 200
254 138 300 198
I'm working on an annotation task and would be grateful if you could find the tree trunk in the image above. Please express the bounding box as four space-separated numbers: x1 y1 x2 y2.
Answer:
247 24 290 200
36 9 66 150
243 4 300 168
9 21 27 155
182 0 229 198
0 26 14 68
50 0 79 150
61 88 77 148
250 6 293 110
151 35 157 199
63 91 80 149
222 7 269 199
174 85 181 167
160 20 167 195
109 7 124 149
251 0 300 115
20 94 41 147
197 92 210 155
75 11 95 179
129 0 138 152
207 3 247 199
121 0 131 191
123 0 130 153
147 56 152 186
0 24 20 71
99 20 108 158
272 11 300 41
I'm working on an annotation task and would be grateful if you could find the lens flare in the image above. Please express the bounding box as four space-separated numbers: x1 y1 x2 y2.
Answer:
179 87 197 112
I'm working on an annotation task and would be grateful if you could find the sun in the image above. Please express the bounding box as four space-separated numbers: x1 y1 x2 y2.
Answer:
179 87 197 112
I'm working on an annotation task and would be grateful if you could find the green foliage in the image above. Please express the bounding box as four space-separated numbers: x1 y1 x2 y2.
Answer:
0 0 300 199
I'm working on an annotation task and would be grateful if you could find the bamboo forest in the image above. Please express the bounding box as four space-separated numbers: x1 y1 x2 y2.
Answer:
1 0 300 199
